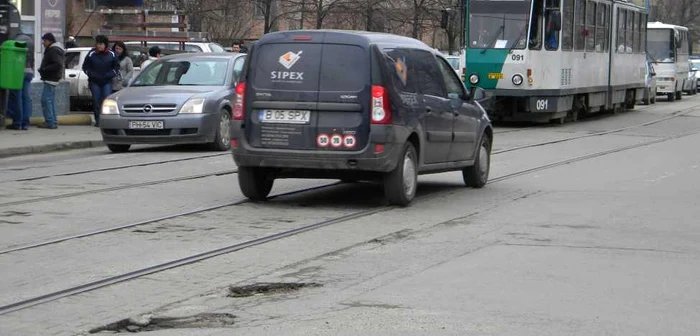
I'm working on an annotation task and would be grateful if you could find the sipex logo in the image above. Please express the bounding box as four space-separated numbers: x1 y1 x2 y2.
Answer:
279 51 303 69
272 51 305 83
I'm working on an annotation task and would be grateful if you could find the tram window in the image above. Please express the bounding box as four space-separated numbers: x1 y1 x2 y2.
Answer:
585 1 595 52
595 4 606 52
530 0 544 50
562 0 574 51
544 0 560 50
640 13 647 53
574 0 586 51
626 10 634 53
616 10 625 53
632 12 639 53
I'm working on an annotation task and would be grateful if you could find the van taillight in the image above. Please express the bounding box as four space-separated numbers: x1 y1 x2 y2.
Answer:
233 83 246 121
371 85 391 124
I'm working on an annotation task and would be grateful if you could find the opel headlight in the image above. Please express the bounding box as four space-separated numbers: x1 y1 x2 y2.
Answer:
180 98 206 114
101 99 118 115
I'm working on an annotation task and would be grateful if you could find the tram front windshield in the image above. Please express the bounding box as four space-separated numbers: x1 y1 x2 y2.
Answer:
469 0 531 50
647 29 675 63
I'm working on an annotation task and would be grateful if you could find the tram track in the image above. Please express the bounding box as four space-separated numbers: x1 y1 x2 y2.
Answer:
2 126 699 316
0 102 698 208
2 99 696 185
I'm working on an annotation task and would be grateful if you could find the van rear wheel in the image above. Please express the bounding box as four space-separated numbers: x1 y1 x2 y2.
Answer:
463 135 491 188
238 167 273 201
384 143 418 207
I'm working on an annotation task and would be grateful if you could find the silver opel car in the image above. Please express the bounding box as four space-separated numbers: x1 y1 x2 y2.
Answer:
100 53 246 153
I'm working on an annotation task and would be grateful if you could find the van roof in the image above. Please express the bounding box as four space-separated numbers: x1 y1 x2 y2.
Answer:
257 30 433 51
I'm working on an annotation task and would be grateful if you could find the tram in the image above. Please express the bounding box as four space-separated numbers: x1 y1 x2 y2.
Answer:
646 22 690 102
464 0 648 123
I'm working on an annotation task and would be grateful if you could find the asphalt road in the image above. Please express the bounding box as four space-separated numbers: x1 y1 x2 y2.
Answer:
1 96 700 335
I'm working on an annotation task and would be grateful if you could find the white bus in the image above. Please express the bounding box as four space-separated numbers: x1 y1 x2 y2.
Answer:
646 22 690 101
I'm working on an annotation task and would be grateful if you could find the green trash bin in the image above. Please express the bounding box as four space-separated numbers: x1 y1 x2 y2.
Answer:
0 40 29 90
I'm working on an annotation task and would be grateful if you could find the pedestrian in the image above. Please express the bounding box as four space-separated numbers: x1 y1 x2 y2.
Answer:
111 41 134 92
231 42 241 53
82 35 119 127
37 33 65 130
6 30 34 130
139 46 161 69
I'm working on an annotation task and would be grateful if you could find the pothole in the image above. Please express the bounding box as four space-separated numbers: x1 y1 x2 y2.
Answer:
228 282 321 298
89 313 235 333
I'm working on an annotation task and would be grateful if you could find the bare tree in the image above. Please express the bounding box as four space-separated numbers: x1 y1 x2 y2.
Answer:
652 0 700 48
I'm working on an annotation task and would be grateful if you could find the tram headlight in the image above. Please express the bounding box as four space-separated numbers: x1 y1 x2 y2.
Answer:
512 74 524 86
469 74 480 85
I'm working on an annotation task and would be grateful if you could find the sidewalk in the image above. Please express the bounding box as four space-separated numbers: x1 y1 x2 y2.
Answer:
0 125 103 159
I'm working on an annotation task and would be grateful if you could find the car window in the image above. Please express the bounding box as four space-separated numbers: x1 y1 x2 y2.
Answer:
382 48 418 94
412 50 446 98
252 43 322 91
436 57 466 100
209 43 225 52
132 60 228 86
185 44 203 52
65 52 81 70
319 44 366 91
232 56 245 83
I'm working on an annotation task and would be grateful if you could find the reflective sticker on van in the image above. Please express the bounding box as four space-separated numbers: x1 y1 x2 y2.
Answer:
343 135 356 149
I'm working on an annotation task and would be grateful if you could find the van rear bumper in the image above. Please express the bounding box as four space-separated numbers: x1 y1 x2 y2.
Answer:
231 123 408 173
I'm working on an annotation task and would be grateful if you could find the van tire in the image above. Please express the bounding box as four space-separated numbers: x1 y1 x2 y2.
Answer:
668 93 676 101
384 142 418 207
209 110 231 151
238 167 273 201
463 135 491 188
107 144 130 153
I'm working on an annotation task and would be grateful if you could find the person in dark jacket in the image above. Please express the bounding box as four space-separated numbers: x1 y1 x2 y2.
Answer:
82 35 119 127
37 33 65 129
6 31 35 130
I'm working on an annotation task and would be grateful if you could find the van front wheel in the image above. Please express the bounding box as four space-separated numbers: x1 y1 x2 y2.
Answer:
238 167 273 201
384 143 418 207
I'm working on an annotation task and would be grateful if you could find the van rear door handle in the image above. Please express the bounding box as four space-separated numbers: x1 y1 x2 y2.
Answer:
69 74 77 78
426 107 432 113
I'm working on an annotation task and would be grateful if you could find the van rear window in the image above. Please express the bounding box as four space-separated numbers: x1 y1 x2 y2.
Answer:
252 43 367 91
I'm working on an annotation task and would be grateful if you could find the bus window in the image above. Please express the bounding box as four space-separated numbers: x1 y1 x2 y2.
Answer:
647 29 674 63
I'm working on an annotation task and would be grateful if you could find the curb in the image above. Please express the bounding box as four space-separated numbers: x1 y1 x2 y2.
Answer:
0 140 105 159
4 114 93 126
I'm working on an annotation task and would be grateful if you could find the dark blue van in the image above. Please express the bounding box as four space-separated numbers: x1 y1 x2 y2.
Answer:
231 30 493 206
